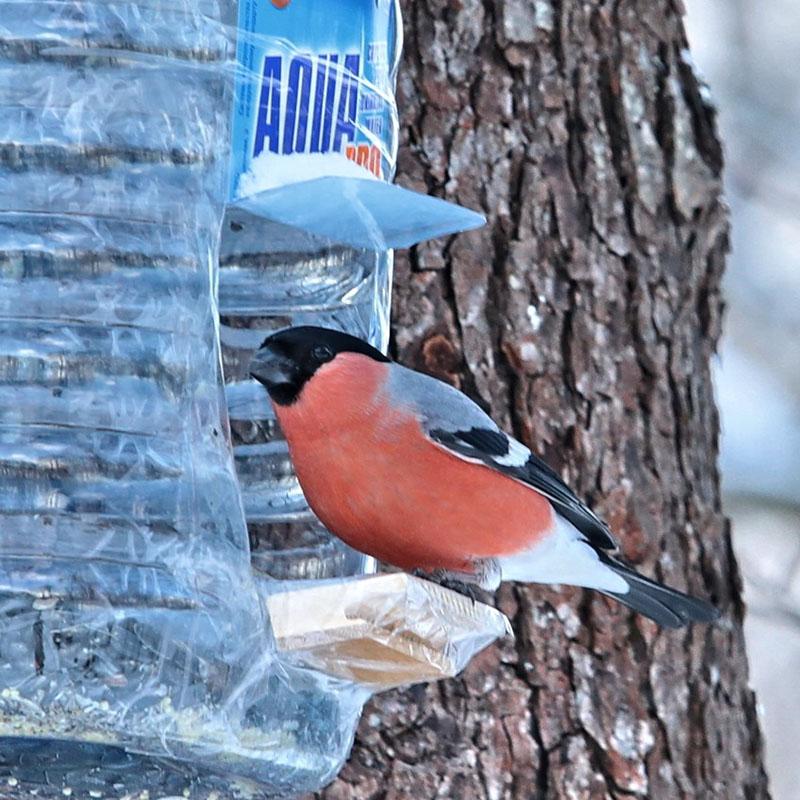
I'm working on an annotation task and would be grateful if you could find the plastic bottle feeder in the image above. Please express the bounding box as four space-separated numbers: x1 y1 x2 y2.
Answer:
0 3 505 798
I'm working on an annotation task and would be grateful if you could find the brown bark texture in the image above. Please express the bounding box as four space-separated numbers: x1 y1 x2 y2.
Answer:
313 1 770 799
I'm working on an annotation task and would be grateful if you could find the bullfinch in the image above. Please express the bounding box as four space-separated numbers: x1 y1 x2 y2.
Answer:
250 326 719 628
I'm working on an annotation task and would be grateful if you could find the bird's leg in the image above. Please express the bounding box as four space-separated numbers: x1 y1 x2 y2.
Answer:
415 560 501 604
435 560 501 589
412 568 476 599
472 558 502 592
411 568 428 580
430 571 480 602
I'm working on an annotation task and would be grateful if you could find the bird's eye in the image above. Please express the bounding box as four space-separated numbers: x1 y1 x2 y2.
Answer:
312 344 333 362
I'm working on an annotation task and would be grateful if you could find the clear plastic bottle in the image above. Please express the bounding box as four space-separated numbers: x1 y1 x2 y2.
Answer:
221 213 390 580
0 2 363 796
222 0 401 582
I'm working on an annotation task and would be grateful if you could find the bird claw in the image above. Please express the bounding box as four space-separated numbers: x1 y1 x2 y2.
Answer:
414 568 489 605
440 578 480 604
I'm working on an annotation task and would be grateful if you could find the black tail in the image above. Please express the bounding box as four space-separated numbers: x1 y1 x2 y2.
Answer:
599 553 720 629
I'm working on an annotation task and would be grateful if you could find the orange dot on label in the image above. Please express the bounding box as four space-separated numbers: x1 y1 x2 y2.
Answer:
271 0 292 8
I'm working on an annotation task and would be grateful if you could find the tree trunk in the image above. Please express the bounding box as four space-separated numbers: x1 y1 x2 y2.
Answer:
314 1 770 798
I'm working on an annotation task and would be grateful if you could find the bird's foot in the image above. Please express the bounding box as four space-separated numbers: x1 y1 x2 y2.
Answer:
439 576 481 602
415 569 491 605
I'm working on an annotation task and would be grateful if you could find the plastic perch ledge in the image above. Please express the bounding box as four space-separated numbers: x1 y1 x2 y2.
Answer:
263 574 513 692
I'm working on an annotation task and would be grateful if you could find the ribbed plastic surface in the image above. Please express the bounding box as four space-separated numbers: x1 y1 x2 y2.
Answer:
0 3 364 796
221 210 389 580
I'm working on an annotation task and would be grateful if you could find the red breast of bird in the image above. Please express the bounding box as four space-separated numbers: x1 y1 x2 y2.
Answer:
273 351 555 573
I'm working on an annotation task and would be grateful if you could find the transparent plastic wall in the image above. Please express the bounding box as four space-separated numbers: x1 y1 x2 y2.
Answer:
221 0 402 582
221 217 391 581
0 3 365 797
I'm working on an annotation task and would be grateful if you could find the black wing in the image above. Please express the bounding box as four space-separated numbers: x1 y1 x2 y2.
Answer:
429 426 618 552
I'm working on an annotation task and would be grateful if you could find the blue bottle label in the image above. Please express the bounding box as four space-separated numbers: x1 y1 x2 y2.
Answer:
230 0 401 200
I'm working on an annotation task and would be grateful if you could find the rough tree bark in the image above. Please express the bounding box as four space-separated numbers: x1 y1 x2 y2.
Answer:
313 1 770 798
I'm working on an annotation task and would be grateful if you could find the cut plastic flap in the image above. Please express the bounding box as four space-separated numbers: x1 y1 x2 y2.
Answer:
231 176 486 251
264 573 512 691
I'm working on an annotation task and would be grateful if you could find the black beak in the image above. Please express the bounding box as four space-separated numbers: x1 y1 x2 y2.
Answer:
249 347 297 391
